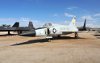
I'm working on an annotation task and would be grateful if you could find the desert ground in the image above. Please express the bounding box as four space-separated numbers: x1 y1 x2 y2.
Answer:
0 31 100 63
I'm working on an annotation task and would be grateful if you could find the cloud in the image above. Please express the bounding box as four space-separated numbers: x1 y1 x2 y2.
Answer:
81 15 93 20
53 14 58 17
67 6 78 10
0 17 44 27
0 17 33 22
0 18 18 22
94 13 100 17
19 17 32 22
64 13 75 17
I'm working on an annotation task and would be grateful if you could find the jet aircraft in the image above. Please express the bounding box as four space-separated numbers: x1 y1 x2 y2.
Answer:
20 17 79 39
0 21 34 35
0 22 19 35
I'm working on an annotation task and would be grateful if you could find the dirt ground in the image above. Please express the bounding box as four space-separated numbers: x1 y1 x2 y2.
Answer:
0 32 100 63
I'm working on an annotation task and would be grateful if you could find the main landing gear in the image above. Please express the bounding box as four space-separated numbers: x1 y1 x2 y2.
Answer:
75 32 78 39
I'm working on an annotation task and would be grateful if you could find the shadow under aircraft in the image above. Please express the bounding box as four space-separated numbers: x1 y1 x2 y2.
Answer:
11 36 86 46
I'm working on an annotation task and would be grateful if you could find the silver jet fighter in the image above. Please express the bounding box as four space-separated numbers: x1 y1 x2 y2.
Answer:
35 17 78 39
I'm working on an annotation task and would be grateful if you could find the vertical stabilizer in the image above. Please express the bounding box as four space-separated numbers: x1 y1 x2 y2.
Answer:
70 17 76 26
69 17 78 32
28 21 35 29
83 19 86 30
12 22 19 27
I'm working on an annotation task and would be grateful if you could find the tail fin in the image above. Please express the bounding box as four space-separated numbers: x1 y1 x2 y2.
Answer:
83 19 86 30
70 17 76 26
12 22 19 27
28 21 35 29
69 17 78 32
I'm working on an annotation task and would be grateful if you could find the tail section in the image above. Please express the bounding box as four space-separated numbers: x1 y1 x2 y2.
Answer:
12 22 19 27
83 19 86 30
28 21 35 29
69 17 78 32
70 17 76 26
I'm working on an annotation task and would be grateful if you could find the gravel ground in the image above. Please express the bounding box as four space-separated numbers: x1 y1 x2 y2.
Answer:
0 32 100 63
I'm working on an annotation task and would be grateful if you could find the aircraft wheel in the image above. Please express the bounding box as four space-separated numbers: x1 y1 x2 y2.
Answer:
48 38 51 42
75 32 78 39
57 35 61 38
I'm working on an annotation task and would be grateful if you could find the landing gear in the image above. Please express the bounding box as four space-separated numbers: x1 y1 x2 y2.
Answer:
46 36 52 42
8 31 10 35
75 32 78 38
46 38 51 42
48 38 51 42
57 35 61 38
17 31 22 35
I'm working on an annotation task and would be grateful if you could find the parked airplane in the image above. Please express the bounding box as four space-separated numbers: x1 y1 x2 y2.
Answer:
20 17 79 39
0 22 19 35
0 21 34 35
17 21 35 34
